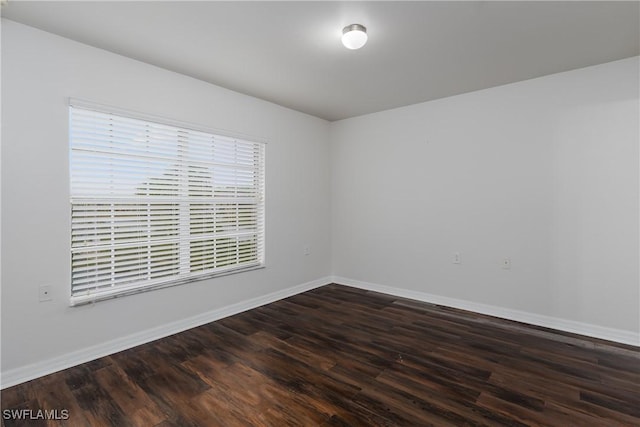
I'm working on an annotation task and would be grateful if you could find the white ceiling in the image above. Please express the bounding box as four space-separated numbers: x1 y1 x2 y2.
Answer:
2 1 639 121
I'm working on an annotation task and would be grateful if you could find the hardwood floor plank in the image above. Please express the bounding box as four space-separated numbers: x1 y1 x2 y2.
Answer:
579 390 640 418
2 284 638 426
69 378 132 427
249 331 337 372
475 392 551 426
30 372 90 427
94 365 167 426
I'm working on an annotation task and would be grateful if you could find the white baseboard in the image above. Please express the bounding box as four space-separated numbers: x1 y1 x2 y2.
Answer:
1 276 331 389
332 276 640 347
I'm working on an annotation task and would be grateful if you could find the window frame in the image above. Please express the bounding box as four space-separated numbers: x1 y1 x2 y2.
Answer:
68 99 266 306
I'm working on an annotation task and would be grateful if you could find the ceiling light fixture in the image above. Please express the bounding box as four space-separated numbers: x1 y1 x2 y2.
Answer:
341 24 367 50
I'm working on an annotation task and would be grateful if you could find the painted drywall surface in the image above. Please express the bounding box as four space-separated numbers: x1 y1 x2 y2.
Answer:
1 20 331 372
331 57 639 333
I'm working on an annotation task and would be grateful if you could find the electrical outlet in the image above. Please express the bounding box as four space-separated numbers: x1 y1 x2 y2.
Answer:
39 284 53 302
502 257 511 270
304 245 310 256
453 252 461 264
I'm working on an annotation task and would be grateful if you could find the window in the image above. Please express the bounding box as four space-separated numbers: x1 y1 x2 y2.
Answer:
69 100 265 305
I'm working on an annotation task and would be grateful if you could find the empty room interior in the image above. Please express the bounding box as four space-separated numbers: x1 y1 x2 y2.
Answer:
1 1 639 426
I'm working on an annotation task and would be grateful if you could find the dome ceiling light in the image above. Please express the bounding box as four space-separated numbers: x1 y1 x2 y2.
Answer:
341 24 367 50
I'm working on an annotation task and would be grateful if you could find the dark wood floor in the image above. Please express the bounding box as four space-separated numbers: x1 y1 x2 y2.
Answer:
2 284 639 426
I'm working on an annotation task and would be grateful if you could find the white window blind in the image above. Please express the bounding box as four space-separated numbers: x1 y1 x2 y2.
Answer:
69 102 265 305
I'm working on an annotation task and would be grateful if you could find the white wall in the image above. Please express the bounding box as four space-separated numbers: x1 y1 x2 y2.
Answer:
1 20 331 380
331 57 639 339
